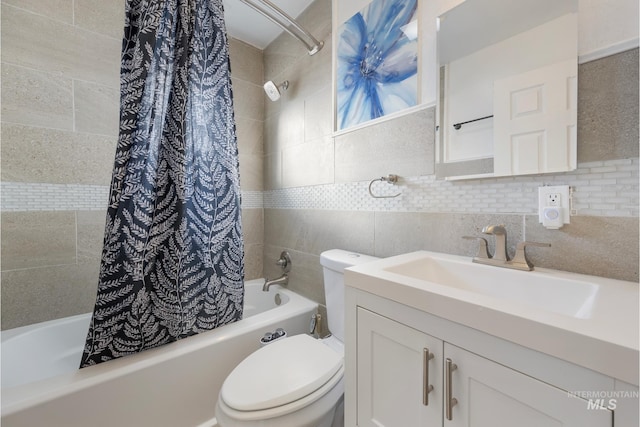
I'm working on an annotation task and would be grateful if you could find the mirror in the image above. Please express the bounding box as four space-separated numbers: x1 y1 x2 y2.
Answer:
435 0 579 180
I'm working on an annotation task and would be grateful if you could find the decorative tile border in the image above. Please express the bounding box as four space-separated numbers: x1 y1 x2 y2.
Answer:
0 183 265 212
1 183 110 211
240 191 265 210
2 159 637 217
263 158 639 217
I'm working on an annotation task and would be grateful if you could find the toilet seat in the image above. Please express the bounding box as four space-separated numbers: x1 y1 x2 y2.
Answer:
219 334 344 421
217 366 344 422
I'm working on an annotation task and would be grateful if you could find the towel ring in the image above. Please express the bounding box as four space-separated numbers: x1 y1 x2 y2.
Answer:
368 174 401 199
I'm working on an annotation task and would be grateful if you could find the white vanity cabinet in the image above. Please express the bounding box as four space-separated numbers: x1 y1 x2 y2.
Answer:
346 289 636 427
444 342 610 427
356 308 443 427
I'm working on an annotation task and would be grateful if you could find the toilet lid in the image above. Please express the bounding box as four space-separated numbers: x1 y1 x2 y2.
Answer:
221 334 343 411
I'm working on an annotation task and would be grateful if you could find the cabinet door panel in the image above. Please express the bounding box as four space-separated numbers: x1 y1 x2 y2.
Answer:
357 308 442 427
445 343 612 427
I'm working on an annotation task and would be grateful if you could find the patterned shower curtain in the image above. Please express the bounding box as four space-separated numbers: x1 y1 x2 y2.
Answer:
81 0 244 367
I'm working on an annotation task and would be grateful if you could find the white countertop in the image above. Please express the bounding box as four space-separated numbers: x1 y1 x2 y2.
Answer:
346 250 639 385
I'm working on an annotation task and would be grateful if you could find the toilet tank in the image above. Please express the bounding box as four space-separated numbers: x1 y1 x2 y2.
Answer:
320 250 379 342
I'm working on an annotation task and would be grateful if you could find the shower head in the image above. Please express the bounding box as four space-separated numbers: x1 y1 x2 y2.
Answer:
263 80 289 101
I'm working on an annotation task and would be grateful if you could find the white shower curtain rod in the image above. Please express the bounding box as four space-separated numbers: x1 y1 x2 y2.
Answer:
238 0 324 55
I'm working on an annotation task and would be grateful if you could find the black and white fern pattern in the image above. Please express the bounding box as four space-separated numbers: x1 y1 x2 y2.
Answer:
81 0 244 367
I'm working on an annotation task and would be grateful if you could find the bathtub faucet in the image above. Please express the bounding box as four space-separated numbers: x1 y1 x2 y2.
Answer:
263 251 292 292
263 273 289 291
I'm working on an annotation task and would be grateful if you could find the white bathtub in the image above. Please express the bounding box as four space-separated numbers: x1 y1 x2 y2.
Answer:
1 279 318 427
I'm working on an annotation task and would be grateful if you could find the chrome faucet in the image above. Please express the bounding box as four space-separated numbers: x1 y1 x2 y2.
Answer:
463 225 550 271
263 251 292 291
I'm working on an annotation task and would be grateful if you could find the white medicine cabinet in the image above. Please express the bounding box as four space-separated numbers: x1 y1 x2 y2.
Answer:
435 0 578 179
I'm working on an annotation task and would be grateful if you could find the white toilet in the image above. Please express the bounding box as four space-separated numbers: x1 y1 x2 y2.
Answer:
215 249 379 427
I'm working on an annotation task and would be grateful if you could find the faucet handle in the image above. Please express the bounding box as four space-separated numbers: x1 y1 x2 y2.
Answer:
511 241 551 270
276 251 292 273
462 236 491 259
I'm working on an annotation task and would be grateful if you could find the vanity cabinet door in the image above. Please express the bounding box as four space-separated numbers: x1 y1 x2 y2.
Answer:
356 308 443 427
444 343 613 427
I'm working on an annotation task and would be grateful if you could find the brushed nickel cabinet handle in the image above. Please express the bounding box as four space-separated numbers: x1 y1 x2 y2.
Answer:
445 358 458 420
422 348 435 406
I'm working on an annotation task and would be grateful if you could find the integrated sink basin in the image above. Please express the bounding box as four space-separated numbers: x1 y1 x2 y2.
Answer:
345 250 639 386
383 252 599 319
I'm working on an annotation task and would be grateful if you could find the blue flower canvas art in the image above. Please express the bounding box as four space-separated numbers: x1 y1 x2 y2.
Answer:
337 0 419 130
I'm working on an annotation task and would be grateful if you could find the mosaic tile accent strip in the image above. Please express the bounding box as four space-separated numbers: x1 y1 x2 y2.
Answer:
3 159 637 216
1 183 265 212
263 158 639 217
1 183 110 211
240 191 265 210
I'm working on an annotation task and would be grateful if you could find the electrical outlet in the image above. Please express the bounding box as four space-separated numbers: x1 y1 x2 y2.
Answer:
547 193 561 206
538 185 570 226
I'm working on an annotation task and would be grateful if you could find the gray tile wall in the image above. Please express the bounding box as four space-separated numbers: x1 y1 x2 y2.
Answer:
1 0 123 330
229 39 265 281
262 0 639 309
0 1 264 329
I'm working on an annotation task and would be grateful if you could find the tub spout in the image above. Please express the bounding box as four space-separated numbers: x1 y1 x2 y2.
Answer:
263 274 288 292
264 251 291 291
